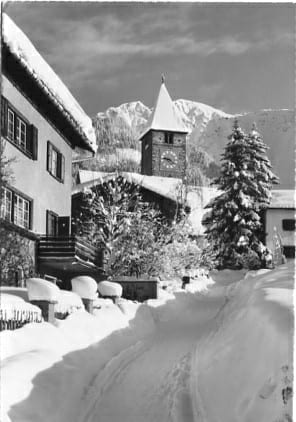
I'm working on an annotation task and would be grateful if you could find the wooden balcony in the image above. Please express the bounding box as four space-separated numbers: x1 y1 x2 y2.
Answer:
38 236 101 267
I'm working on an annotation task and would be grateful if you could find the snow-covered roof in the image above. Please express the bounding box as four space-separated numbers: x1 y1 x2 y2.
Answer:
73 170 185 203
2 13 96 153
139 81 188 140
269 189 295 209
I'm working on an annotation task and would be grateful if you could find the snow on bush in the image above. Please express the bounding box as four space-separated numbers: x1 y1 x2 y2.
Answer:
54 291 84 318
71 276 98 300
26 278 61 302
98 280 123 297
0 293 42 329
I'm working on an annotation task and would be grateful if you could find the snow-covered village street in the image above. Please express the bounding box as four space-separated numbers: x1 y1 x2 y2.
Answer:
1 4 294 422
1 262 293 422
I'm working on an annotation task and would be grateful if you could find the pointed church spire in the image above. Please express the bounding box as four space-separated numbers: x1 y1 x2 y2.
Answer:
139 78 188 140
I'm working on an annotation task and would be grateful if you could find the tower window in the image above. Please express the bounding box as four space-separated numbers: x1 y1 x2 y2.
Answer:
165 133 174 145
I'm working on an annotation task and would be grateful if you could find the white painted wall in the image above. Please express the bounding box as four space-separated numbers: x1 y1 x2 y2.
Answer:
2 76 73 234
265 208 295 251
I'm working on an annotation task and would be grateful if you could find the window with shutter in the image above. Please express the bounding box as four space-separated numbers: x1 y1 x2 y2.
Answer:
1 96 38 159
47 141 65 183
1 186 32 230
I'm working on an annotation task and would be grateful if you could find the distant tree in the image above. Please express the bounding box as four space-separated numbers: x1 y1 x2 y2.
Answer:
186 146 220 186
0 139 13 195
202 120 279 270
93 116 138 153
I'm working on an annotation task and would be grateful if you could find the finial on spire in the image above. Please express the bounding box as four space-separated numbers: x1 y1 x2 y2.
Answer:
161 74 165 84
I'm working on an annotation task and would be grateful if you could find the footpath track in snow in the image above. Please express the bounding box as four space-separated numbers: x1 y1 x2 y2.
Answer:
3 265 292 422
79 289 228 422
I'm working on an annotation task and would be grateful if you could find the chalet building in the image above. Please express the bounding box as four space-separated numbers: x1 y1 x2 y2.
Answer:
72 170 187 223
263 190 295 258
1 14 100 285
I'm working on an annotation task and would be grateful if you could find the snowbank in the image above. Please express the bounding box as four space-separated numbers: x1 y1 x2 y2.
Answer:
0 297 158 422
3 13 96 153
192 262 293 422
1 266 292 422
54 291 84 316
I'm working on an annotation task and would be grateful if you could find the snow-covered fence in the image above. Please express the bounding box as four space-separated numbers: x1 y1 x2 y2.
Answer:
0 294 42 331
71 276 98 313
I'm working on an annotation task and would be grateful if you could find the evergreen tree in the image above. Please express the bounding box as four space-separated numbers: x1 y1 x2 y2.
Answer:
202 120 278 269
74 175 170 277
74 174 201 278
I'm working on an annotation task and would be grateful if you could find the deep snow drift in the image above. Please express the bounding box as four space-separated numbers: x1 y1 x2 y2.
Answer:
0 264 293 422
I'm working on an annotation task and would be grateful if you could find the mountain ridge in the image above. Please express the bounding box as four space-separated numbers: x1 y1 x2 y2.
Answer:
92 100 294 189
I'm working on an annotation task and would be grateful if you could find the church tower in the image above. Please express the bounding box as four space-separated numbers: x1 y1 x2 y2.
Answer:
139 77 188 179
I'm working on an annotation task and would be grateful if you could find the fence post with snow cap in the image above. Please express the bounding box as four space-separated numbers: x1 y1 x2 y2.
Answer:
71 276 98 313
97 280 123 303
26 278 60 323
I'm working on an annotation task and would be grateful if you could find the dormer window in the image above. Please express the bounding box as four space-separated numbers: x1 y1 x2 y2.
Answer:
165 132 174 145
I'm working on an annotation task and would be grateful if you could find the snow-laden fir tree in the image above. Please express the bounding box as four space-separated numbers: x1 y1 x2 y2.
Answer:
202 120 279 269
74 174 202 278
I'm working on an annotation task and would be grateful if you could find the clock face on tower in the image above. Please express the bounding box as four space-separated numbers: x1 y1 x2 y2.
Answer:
160 150 178 170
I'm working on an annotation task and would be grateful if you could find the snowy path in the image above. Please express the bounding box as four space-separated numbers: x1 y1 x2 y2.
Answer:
2 264 292 422
79 291 227 422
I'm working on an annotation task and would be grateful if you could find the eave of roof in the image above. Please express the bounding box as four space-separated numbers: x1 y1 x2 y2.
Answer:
268 189 295 209
2 13 96 154
72 171 185 204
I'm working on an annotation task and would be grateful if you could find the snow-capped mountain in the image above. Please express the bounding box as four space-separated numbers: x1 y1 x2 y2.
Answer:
95 101 151 137
95 99 230 139
93 101 294 188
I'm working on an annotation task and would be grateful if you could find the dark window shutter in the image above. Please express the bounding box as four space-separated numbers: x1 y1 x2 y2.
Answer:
61 154 65 183
29 200 33 230
46 210 50 235
56 152 65 182
57 152 61 180
47 141 52 172
30 125 38 160
1 97 8 137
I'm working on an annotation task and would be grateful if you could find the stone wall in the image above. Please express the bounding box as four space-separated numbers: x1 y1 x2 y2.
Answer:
0 222 37 286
